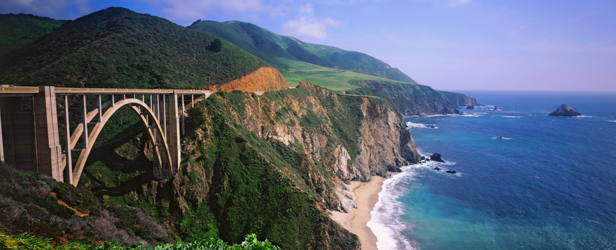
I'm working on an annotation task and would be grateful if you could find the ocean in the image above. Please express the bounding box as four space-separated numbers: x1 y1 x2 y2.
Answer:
368 91 616 250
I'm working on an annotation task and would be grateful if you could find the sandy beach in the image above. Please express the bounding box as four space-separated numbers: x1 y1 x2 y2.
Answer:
330 176 387 250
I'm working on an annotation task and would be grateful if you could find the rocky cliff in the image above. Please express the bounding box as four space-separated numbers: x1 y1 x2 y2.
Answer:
75 80 421 249
210 67 289 92
349 80 477 116
441 90 478 107
235 80 420 178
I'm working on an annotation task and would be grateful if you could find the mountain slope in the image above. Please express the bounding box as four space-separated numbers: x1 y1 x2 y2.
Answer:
188 20 416 83
0 8 283 90
0 14 65 57
188 20 478 115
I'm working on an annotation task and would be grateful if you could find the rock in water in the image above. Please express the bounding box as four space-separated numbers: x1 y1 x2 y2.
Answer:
548 104 581 117
431 153 445 162
466 105 475 109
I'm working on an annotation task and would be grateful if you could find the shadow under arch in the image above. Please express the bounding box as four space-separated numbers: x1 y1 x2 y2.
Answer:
70 98 172 186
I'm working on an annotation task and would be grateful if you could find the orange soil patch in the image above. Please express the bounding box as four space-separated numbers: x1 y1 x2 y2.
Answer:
51 192 90 217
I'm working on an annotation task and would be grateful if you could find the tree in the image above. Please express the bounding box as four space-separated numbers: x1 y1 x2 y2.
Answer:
208 38 222 52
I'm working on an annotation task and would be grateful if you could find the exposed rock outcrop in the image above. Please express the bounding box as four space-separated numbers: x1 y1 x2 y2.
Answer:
431 153 445 162
212 66 289 92
548 104 581 117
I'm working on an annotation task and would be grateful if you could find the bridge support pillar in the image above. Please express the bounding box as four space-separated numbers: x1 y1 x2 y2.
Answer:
34 87 63 182
168 91 180 174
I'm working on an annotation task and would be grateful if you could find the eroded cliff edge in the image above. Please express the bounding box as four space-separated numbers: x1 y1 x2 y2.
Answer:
211 66 289 92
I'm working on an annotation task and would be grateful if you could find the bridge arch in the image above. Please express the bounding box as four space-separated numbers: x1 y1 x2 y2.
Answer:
1 86 213 186
69 98 173 186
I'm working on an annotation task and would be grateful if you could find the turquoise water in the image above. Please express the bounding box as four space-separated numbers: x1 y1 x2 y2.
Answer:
368 91 616 249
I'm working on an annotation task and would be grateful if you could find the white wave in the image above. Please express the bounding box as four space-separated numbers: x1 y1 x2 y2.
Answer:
422 114 457 118
368 167 419 250
609 120 616 123
460 112 485 117
501 115 522 118
407 122 438 129
492 137 512 140
576 115 593 118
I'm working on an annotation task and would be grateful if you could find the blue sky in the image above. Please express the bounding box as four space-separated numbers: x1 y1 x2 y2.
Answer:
2 0 615 91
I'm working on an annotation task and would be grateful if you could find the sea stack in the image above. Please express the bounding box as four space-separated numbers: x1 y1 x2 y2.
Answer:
431 153 445 162
548 104 581 117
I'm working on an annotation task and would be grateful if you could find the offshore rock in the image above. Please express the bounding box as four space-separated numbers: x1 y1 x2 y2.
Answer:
548 104 581 117
431 153 445 162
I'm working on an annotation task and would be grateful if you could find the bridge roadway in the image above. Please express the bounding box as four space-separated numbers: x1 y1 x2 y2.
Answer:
0 85 268 186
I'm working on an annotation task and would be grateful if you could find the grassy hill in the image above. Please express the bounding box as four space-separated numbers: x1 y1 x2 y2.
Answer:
186 20 478 114
0 8 269 89
0 14 65 57
188 20 417 84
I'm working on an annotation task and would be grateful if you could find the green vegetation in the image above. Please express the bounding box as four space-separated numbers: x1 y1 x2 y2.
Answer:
188 20 417 83
0 162 172 247
283 67 414 91
0 8 269 89
0 14 65 57
0 231 279 249
0 163 282 249
174 93 358 249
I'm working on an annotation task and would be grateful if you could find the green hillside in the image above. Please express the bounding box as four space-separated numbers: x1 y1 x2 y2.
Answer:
0 8 269 89
188 20 416 83
0 14 65 57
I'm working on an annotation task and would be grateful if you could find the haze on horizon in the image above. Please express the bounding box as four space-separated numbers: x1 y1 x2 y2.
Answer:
2 0 615 92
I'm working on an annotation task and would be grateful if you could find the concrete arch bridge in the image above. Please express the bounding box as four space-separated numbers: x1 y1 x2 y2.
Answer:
0 86 220 186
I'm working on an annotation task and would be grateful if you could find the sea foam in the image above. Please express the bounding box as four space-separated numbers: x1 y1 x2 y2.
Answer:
369 153 463 249
501 115 522 118
407 121 438 129
368 166 418 250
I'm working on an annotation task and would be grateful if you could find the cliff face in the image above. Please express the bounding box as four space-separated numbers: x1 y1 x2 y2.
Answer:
349 80 477 116
234 81 420 180
211 67 289 92
75 80 420 249
441 91 478 107
173 81 422 249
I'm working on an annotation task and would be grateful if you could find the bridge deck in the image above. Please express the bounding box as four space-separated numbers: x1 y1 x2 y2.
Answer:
1 85 213 95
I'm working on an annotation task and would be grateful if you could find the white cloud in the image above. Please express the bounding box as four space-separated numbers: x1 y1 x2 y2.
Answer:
282 3 341 40
447 0 470 7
